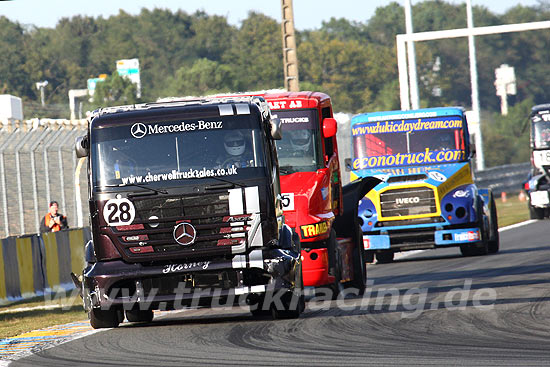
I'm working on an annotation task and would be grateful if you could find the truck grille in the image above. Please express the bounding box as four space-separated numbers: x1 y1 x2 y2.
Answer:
379 186 436 218
107 190 260 261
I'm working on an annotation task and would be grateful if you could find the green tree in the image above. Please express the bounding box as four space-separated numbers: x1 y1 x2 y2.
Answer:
0 17 31 96
224 12 283 91
166 58 236 97
91 71 139 107
190 12 235 62
482 98 533 167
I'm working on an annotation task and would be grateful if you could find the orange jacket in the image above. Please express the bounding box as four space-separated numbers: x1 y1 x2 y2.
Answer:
43 213 68 232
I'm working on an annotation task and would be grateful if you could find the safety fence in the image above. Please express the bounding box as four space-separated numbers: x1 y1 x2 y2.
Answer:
0 228 89 304
474 162 530 195
0 118 88 239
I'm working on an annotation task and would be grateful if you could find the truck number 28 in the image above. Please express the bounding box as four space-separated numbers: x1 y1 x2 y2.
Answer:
103 198 136 225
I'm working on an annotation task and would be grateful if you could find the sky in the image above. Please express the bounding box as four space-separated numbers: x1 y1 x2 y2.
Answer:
0 0 543 30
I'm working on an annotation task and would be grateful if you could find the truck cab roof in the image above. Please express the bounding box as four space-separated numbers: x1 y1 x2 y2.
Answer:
531 104 550 115
89 96 271 128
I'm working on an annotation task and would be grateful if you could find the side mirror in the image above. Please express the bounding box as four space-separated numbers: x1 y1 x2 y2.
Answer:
322 117 337 138
271 117 282 140
75 135 89 158
470 144 476 158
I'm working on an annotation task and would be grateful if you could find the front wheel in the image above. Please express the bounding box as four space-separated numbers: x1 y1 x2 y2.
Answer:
376 251 394 264
326 229 341 299
89 308 121 329
488 195 500 254
125 309 154 323
271 279 305 319
529 205 545 220
461 200 489 256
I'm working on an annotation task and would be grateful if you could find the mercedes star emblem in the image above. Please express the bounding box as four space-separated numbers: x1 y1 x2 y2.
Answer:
131 123 147 139
173 222 197 246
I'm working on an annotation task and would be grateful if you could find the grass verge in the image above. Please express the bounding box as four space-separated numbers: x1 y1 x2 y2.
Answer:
494 193 530 228
0 292 87 339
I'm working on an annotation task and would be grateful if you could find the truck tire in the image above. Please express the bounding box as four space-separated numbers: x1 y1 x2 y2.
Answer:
344 224 367 295
326 229 342 300
89 308 121 329
271 280 305 319
250 295 271 317
529 205 545 220
376 251 394 263
250 307 271 318
461 200 489 256
364 251 375 263
488 195 500 254
125 309 154 323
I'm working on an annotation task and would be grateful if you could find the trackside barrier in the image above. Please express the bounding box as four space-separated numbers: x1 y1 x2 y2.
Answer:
473 162 530 195
0 227 90 304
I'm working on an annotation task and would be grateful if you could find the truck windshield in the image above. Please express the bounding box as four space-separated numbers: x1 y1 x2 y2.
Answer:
532 117 550 149
91 115 266 188
272 109 323 173
351 115 466 170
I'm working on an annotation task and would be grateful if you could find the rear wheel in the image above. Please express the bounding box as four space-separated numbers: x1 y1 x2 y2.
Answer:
376 251 394 264
89 308 121 329
125 309 154 323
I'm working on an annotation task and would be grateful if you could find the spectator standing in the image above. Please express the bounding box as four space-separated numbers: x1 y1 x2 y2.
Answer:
40 201 68 233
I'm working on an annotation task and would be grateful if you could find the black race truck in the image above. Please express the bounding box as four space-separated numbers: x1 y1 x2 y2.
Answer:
526 104 550 219
73 97 304 328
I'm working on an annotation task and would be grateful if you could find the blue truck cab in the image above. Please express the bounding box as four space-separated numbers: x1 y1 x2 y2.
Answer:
349 107 499 263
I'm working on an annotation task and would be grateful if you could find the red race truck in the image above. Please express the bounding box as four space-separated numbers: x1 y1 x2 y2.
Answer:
261 91 377 297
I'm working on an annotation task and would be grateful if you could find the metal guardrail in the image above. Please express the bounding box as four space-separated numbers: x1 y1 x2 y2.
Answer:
0 119 88 238
474 162 530 195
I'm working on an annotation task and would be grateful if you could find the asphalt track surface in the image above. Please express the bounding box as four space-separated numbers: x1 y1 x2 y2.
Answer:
10 220 550 366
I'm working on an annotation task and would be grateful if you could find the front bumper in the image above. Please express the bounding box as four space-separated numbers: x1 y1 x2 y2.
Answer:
529 190 550 208
82 248 301 311
363 226 482 252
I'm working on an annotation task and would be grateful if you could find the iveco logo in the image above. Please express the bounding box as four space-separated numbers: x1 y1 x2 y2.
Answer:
131 123 147 139
396 197 420 205
173 222 197 246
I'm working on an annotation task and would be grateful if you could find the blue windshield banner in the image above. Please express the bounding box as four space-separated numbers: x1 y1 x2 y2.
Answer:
352 117 463 136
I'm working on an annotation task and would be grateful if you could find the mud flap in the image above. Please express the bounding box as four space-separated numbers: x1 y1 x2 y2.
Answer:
70 272 84 299
333 177 380 238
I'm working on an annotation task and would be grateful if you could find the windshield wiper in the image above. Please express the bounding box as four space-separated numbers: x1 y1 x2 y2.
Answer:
205 176 246 190
101 183 168 196
279 167 292 175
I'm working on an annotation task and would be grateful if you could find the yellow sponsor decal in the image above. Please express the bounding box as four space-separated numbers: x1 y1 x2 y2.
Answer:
300 221 330 238
437 163 473 198
352 148 465 170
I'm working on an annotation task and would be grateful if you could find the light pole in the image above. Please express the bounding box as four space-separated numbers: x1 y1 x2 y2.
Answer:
35 80 49 106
